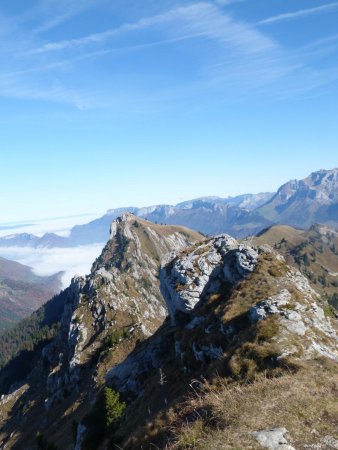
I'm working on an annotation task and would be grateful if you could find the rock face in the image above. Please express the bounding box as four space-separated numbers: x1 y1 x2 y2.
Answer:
257 168 338 228
42 276 87 408
249 289 307 335
42 213 202 407
106 234 262 394
248 270 338 361
160 234 258 324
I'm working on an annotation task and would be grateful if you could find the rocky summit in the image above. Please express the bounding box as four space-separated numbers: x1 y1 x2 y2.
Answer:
257 168 338 229
0 214 337 450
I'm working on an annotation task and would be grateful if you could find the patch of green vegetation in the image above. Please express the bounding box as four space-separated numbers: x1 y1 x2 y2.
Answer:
103 327 131 350
104 387 127 429
0 289 68 395
82 387 126 450
304 269 317 283
323 304 336 318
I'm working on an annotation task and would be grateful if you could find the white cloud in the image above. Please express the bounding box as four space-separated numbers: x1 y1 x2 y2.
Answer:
0 1 336 107
0 243 105 288
5 2 288 106
214 0 247 5
28 0 107 33
32 2 277 55
258 2 338 25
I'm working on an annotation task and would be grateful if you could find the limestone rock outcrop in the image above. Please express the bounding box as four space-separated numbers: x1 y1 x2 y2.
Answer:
108 235 338 401
160 234 258 324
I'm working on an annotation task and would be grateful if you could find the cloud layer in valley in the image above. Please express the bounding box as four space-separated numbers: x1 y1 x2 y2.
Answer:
0 213 101 238
0 243 105 288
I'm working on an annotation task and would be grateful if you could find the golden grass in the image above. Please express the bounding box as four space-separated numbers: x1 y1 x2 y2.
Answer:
156 360 338 450
254 224 338 296
109 249 334 450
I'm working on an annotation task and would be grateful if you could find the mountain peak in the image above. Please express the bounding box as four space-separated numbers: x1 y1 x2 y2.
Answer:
109 211 138 237
257 167 338 228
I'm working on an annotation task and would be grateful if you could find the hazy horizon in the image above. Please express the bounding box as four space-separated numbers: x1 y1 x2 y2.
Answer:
2 165 338 224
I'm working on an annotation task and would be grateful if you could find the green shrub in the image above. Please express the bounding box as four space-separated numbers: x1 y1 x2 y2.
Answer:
103 328 130 349
82 387 126 449
104 387 126 429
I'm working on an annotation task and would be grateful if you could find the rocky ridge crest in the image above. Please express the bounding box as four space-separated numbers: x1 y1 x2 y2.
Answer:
0 216 337 450
0 214 202 449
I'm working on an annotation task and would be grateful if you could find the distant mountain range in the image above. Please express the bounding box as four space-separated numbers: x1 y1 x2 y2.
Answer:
0 257 63 331
0 192 274 247
0 168 337 249
256 168 338 228
0 232 68 248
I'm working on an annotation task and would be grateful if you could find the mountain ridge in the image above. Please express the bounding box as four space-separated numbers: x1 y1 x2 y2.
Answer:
0 192 272 249
257 168 338 228
0 213 337 449
0 215 203 449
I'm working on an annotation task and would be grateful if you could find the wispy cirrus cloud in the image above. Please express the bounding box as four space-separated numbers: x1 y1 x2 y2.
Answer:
0 1 337 108
30 0 108 33
32 2 276 54
23 2 286 105
258 2 338 25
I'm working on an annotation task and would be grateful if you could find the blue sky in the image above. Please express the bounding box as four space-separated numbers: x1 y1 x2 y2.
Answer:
0 0 337 222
